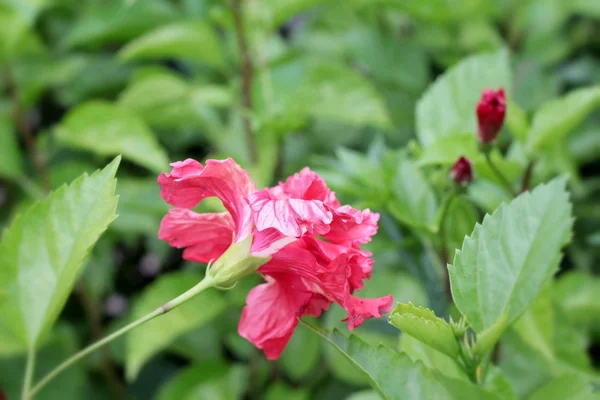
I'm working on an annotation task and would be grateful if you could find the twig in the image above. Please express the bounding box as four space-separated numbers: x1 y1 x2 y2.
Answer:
3 68 52 192
484 152 516 197
74 282 127 400
231 0 257 165
520 161 535 193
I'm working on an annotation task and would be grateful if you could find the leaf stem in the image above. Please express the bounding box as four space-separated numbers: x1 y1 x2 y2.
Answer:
519 160 535 193
231 0 257 165
21 348 36 400
484 152 516 197
29 276 215 398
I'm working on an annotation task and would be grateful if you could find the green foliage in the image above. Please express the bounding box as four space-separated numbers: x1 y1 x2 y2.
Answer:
449 178 573 333
1 0 599 398
0 116 23 179
118 21 226 69
54 101 169 173
126 272 228 380
526 86 600 151
416 49 511 147
0 158 120 349
389 303 459 359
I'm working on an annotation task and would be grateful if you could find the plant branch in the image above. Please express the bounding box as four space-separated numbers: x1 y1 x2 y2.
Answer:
21 348 35 400
231 0 257 165
29 277 215 398
437 193 456 301
484 152 516 197
74 282 127 400
3 67 51 192
519 160 535 193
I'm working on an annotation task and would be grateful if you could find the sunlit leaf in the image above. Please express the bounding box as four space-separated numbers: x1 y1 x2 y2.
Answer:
0 158 120 348
449 178 573 333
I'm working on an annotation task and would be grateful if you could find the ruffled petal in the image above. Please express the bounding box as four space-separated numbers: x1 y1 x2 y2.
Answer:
158 158 256 241
277 167 333 202
238 274 312 360
324 206 379 246
342 295 394 330
158 208 234 263
248 190 333 237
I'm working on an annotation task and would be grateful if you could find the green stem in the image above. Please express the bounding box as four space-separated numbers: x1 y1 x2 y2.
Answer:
437 193 456 300
484 152 516 197
22 348 36 400
29 276 215 398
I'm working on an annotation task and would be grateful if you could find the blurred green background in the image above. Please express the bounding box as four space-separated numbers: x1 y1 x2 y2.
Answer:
1 0 599 399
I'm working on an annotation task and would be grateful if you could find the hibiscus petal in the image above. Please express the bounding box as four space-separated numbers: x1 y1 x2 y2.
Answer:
324 207 379 246
342 294 394 330
158 158 256 240
158 208 234 263
278 167 333 201
238 274 312 360
248 190 333 237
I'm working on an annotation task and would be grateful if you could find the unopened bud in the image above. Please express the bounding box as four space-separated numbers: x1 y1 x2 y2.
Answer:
450 156 473 186
476 88 506 143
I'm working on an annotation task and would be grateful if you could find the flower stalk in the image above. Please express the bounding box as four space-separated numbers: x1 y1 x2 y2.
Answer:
27 276 215 398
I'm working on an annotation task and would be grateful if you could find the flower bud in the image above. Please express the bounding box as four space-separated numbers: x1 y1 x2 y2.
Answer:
450 156 473 186
476 88 506 143
206 235 270 288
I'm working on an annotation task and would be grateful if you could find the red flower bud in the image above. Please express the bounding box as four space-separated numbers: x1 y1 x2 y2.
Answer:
476 88 506 143
450 156 473 186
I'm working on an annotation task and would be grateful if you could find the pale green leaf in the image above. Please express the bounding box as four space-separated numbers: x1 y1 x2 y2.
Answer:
156 361 248 400
0 158 120 348
528 375 597 400
304 324 498 400
418 134 481 167
448 178 573 332
526 86 600 151
389 303 459 359
54 101 168 173
112 177 168 236
416 49 511 147
265 382 310 400
119 20 225 68
126 272 228 380
0 116 23 179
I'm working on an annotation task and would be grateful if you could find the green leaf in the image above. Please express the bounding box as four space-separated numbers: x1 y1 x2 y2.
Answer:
398 335 466 381
526 86 600 151
126 272 228 380
265 382 310 400
528 374 597 400
388 159 437 231
448 178 573 333
416 49 511 147
279 317 321 381
156 361 248 400
389 303 459 359
418 134 481 167
62 0 178 49
119 20 225 69
505 101 529 143
0 116 23 179
112 178 168 236
553 272 600 334
304 324 498 400
0 324 87 400
0 158 120 348
54 101 168 173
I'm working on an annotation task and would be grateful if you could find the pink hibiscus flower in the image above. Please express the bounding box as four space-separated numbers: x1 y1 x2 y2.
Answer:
158 158 393 359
